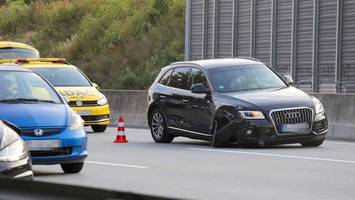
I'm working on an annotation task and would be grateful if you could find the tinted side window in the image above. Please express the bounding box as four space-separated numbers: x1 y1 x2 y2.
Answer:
168 67 191 90
159 69 173 86
190 68 208 88
188 68 208 89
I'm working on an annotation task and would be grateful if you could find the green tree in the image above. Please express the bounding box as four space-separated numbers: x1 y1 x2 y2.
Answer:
0 0 185 89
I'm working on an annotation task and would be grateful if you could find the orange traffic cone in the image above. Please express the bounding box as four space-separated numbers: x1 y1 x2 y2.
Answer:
114 116 128 143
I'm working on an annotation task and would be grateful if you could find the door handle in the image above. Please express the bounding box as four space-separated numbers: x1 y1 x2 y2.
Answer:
182 99 189 103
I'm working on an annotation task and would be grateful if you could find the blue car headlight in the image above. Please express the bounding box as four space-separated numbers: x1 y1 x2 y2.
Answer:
0 123 27 162
70 112 85 130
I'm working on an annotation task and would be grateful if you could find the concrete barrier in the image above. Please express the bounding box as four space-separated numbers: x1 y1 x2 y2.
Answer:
103 90 355 141
312 93 355 141
102 90 148 128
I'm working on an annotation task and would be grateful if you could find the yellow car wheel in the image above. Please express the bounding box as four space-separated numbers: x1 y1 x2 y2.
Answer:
92 125 107 133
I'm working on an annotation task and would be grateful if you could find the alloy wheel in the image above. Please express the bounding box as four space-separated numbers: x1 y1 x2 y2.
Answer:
151 112 164 139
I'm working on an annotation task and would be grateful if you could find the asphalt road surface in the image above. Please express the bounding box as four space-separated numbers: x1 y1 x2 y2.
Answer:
34 127 355 200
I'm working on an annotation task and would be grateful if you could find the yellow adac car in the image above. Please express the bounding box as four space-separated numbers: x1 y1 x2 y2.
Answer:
0 41 40 59
0 58 110 132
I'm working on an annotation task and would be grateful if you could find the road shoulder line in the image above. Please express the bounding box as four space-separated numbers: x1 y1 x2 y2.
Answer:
86 161 149 169
189 147 355 164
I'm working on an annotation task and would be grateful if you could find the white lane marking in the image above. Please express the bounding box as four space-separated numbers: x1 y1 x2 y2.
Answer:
325 141 355 146
86 161 148 169
189 148 355 165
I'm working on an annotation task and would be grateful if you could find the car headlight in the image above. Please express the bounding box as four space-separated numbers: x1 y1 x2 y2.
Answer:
97 96 108 106
0 124 26 162
70 112 84 130
239 111 265 119
312 96 324 114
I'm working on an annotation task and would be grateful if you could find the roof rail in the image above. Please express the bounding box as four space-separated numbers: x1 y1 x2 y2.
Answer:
236 57 261 62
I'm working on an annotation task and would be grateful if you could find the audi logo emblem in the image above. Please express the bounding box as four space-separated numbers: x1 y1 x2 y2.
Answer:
284 112 301 119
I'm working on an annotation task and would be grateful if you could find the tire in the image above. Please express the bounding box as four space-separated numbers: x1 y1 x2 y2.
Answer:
92 125 107 133
210 121 220 148
238 142 258 148
210 120 234 148
149 109 174 143
61 162 84 174
301 138 325 147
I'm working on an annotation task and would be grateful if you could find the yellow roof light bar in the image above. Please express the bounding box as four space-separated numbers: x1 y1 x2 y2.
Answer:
0 58 67 64
0 59 17 64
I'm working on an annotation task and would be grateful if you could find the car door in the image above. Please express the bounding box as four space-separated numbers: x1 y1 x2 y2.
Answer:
162 67 191 130
184 68 213 135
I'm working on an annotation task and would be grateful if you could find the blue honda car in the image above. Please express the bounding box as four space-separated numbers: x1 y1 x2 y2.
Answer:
0 64 87 173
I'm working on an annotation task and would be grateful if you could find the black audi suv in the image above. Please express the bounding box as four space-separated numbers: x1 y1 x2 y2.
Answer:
147 58 328 147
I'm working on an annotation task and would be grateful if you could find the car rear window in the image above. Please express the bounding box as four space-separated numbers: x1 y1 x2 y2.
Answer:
0 48 39 59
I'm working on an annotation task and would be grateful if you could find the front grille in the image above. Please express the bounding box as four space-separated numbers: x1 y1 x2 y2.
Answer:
20 128 63 137
81 114 109 122
271 108 313 125
68 100 98 107
270 108 313 134
30 147 72 157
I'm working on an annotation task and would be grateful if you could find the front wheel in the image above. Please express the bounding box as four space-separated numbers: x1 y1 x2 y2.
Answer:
91 125 107 133
149 110 174 143
210 120 234 148
301 138 325 147
61 162 84 174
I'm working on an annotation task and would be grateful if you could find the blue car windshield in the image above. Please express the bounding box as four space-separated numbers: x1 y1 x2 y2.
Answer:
0 48 39 59
208 64 287 93
0 71 62 104
33 67 92 87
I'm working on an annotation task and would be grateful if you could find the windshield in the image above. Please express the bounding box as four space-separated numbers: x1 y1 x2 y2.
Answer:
208 64 287 93
0 71 62 103
0 48 39 59
33 67 92 87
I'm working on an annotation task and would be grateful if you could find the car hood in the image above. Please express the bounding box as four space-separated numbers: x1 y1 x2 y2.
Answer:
220 86 315 112
56 86 102 101
0 104 69 128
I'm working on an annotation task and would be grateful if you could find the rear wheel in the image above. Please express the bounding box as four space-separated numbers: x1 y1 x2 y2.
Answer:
61 162 84 174
301 138 325 147
92 125 107 133
149 110 174 143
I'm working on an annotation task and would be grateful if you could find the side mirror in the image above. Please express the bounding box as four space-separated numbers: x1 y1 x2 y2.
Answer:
191 83 209 94
92 83 99 89
283 75 294 85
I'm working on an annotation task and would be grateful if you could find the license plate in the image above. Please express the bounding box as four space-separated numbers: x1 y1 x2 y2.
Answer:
281 123 308 133
77 110 91 116
26 140 61 150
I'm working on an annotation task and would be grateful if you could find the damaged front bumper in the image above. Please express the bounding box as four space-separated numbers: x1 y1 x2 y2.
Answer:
211 113 328 147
